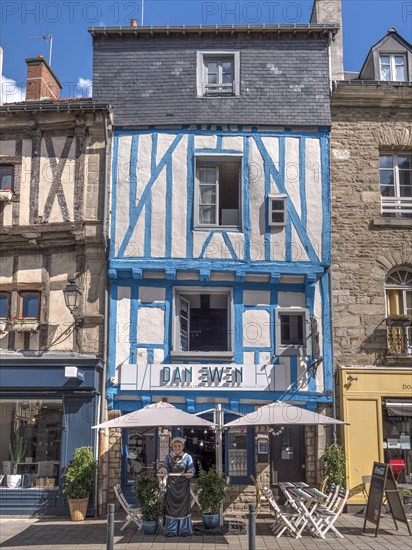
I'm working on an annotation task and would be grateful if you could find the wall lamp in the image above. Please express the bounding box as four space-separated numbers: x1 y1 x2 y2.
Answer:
347 374 358 382
63 281 83 327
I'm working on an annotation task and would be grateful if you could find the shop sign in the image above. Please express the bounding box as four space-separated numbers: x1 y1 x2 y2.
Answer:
121 363 276 391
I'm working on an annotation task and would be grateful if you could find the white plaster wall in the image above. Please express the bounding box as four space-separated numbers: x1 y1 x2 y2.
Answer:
115 286 132 383
114 135 132 257
171 136 188 258
270 227 286 261
243 290 270 306
305 138 322 261
136 348 148 365
274 362 287 391
50 252 73 281
168 136 189 258
150 168 166 257
16 254 42 282
138 307 165 344
261 136 279 176
19 140 32 226
0 140 15 155
210 273 235 281
193 231 208 258
285 137 300 217
153 349 165 363
227 232 244 261
157 133 178 164
278 292 305 308
0 256 13 283
125 207 145 257
248 138 265 258
195 136 216 149
176 272 199 280
221 136 243 151
243 309 271 348
205 232 229 260
48 289 74 349
292 226 309 262
139 287 166 302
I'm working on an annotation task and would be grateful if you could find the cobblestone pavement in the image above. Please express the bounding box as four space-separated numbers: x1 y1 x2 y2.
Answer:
0 513 411 550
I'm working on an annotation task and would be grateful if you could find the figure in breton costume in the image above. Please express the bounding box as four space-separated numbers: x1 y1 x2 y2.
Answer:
158 437 195 537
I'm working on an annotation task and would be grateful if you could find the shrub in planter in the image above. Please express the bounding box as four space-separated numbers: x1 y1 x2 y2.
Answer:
63 446 96 521
135 475 161 534
6 429 26 488
196 467 229 529
322 443 347 490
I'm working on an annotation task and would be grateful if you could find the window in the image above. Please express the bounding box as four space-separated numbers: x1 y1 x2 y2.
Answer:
380 54 407 81
195 156 241 227
18 292 40 320
268 194 287 226
0 292 9 319
197 51 240 97
380 153 412 218
275 308 309 355
0 165 14 192
385 268 412 355
173 289 232 356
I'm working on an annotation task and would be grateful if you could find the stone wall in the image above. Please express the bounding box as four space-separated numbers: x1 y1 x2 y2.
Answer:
330 103 412 366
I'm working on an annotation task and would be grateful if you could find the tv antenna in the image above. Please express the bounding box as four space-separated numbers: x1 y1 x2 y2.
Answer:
27 34 53 66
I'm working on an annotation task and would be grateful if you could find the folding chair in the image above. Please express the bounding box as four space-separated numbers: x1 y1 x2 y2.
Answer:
114 484 142 531
311 486 349 538
262 486 302 538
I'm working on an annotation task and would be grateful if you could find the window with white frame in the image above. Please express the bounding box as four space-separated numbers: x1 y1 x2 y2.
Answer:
379 153 412 218
275 308 309 355
379 54 407 81
173 289 232 355
197 51 240 97
268 194 287 227
195 156 241 227
386 268 412 318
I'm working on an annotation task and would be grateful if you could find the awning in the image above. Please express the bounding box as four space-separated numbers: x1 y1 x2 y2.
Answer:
385 400 412 417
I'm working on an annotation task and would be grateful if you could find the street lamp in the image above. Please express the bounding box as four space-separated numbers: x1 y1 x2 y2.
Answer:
63 281 82 327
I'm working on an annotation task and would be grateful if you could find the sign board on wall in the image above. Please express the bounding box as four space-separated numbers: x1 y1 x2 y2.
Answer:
120 363 277 391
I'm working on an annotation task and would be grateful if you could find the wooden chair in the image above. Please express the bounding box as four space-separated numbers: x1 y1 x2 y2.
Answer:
114 484 142 531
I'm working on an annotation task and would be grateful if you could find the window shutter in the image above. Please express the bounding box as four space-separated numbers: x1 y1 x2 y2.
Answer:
179 296 190 351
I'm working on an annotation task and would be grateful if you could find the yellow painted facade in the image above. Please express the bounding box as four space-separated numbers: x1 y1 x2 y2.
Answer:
337 367 412 504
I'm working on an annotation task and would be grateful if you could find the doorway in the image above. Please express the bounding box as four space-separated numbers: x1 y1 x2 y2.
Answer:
270 425 305 483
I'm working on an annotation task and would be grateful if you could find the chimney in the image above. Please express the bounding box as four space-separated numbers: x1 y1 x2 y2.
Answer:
310 0 344 80
131 19 138 27
25 55 62 101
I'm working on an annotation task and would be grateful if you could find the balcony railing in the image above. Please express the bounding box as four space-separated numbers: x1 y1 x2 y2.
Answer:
387 324 412 355
381 196 412 218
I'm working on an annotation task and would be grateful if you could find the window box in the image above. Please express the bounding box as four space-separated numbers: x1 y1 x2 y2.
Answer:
12 320 40 332
0 189 13 202
386 315 412 328
0 322 8 332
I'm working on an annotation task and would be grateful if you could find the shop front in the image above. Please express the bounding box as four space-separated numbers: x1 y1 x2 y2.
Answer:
0 353 102 516
338 366 412 508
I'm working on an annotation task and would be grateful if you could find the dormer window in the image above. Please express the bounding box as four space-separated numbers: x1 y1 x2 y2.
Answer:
196 51 240 98
380 54 406 81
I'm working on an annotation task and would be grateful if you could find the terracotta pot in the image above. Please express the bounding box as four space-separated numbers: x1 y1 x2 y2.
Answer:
68 498 89 521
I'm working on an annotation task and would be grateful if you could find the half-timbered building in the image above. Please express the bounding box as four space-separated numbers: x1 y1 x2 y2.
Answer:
0 56 111 515
90 2 341 508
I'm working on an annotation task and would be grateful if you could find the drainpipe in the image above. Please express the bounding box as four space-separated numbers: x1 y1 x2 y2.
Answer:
327 265 337 445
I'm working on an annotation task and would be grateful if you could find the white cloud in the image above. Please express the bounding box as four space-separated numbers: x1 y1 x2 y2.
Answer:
1 76 26 103
76 77 92 98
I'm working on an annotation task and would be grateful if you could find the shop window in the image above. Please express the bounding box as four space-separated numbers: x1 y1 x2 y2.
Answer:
173 289 232 356
382 399 412 483
0 400 62 488
195 157 242 228
275 308 309 356
18 292 40 320
125 428 155 484
227 428 248 477
0 292 10 319
0 165 14 192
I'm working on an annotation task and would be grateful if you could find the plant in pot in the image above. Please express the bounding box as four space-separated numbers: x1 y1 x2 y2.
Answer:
322 443 347 492
63 446 95 521
7 428 26 488
135 475 161 535
196 467 229 530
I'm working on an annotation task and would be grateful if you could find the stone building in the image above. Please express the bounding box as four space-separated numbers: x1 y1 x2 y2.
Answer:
90 0 343 512
330 28 412 507
0 56 111 515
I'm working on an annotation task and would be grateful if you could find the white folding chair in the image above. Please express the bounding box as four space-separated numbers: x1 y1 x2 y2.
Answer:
114 484 142 531
311 486 349 538
262 486 302 538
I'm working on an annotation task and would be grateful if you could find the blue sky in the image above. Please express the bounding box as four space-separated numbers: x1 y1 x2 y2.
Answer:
1 0 411 101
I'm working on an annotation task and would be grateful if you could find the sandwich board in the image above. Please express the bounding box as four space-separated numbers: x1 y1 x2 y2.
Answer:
363 462 411 537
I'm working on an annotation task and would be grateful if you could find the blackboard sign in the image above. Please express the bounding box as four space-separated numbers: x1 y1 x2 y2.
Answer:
363 462 411 537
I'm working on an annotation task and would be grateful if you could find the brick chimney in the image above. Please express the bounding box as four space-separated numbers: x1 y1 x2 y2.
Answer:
25 55 62 101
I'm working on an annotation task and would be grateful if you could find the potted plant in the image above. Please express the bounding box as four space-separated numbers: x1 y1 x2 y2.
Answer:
322 443 347 492
0 187 13 202
6 428 26 488
12 316 40 332
402 489 412 505
135 475 161 535
63 446 95 521
196 467 229 529
386 314 412 327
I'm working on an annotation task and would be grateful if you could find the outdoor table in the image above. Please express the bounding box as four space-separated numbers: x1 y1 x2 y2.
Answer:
277 484 329 538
